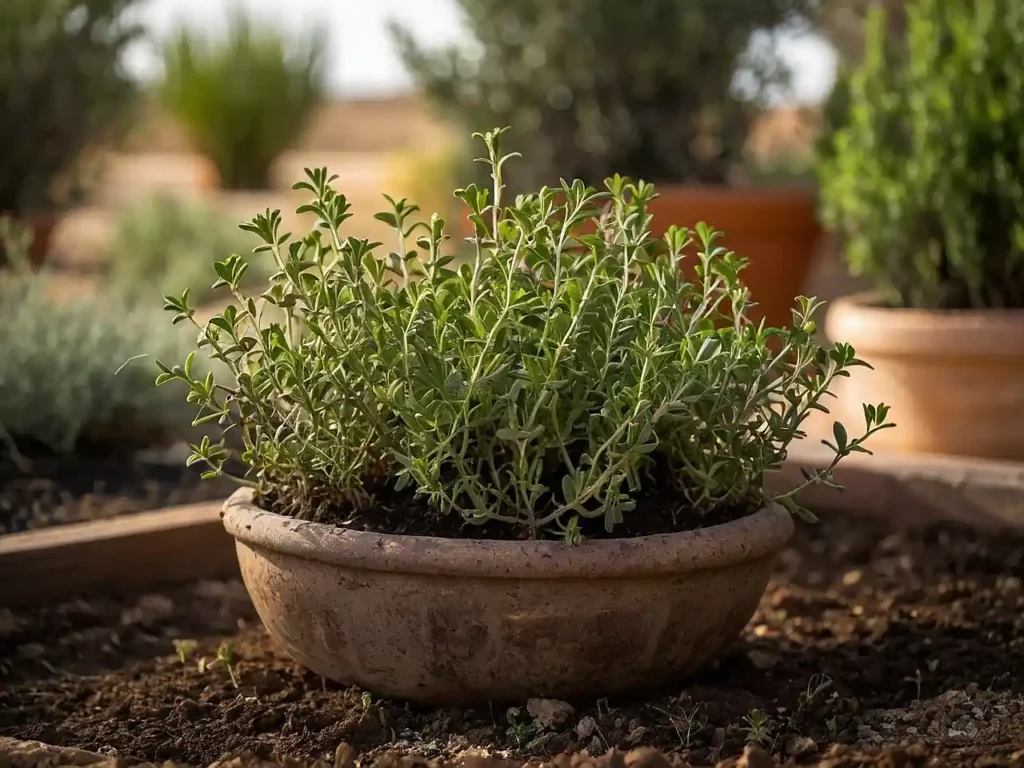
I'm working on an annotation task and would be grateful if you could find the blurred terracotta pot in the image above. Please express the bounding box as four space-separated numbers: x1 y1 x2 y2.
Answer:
825 292 1024 459
0 211 60 268
647 186 821 329
454 185 820 329
222 488 794 703
195 156 222 190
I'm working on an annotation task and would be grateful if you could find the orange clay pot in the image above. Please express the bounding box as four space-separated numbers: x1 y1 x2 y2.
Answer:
647 186 820 329
825 292 1024 460
454 185 820 330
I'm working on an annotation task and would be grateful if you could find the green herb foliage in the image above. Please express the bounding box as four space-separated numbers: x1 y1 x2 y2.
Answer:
158 129 891 538
160 9 327 191
819 0 1024 309
0 221 196 455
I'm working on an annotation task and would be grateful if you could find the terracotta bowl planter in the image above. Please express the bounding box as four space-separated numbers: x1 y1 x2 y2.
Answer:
646 186 820 329
222 488 794 703
825 292 1024 459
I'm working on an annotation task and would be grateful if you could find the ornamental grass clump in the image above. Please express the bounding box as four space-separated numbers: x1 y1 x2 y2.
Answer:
157 128 891 540
160 8 326 190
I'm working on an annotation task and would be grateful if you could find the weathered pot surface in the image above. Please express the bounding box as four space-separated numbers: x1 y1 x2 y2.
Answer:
825 291 1024 460
222 488 794 703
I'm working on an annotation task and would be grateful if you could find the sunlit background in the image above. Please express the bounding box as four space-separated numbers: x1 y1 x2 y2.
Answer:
0 0 895 468
121 0 838 101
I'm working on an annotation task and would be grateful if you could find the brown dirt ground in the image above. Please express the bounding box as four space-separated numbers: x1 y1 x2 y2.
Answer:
1 510 1022 767
0 449 237 534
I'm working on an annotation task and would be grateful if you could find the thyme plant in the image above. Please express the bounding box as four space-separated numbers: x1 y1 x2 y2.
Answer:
158 129 891 538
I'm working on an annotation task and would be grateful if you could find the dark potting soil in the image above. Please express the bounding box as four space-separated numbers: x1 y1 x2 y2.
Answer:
2 512 1023 768
0 448 238 535
261 473 756 542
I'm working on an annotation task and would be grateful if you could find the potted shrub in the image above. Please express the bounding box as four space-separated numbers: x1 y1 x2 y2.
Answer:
160 8 327 194
391 0 821 329
819 0 1024 459
155 128 890 703
0 0 141 268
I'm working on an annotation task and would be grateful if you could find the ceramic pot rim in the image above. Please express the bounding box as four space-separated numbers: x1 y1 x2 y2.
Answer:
826 291 1024 358
222 488 794 579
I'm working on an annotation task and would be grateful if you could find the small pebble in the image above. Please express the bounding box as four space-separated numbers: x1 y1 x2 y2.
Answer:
624 746 672 768
334 742 356 768
737 744 777 768
576 716 597 740
842 569 863 587
527 698 575 729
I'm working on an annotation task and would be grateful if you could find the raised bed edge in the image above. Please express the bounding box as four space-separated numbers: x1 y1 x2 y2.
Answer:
771 442 1024 531
0 501 237 608
2 444 1022 608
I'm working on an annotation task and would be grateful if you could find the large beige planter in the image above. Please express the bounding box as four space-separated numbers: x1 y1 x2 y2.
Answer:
825 292 1024 459
222 489 793 703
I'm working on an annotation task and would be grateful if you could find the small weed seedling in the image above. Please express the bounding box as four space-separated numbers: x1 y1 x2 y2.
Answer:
172 638 198 664
742 708 775 748
196 642 240 688
904 668 923 702
826 716 839 741
361 691 374 714
798 673 833 710
216 642 239 688
654 702 705 749
505 707 538 747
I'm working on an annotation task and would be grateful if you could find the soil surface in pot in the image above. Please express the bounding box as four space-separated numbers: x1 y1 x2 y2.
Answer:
0 448 237 534
260 472 756 541
2 511 1022 767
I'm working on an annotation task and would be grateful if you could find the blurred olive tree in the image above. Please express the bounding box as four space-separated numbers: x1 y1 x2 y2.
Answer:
0 0 142 214
392 0 812 193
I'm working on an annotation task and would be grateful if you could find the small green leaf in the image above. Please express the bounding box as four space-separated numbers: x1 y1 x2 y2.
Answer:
561 474 576 504
832 421 848 453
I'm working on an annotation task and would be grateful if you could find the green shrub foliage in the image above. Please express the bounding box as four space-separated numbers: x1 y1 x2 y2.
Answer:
158 130 891 539
161 9 326 190
0 221 196 454
0 0 141 213
392 0 809 192
107 193 263 306
820 0 1024 309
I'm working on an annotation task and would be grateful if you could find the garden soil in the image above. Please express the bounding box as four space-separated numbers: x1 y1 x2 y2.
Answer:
0 450 237 534
1 511 1022 768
